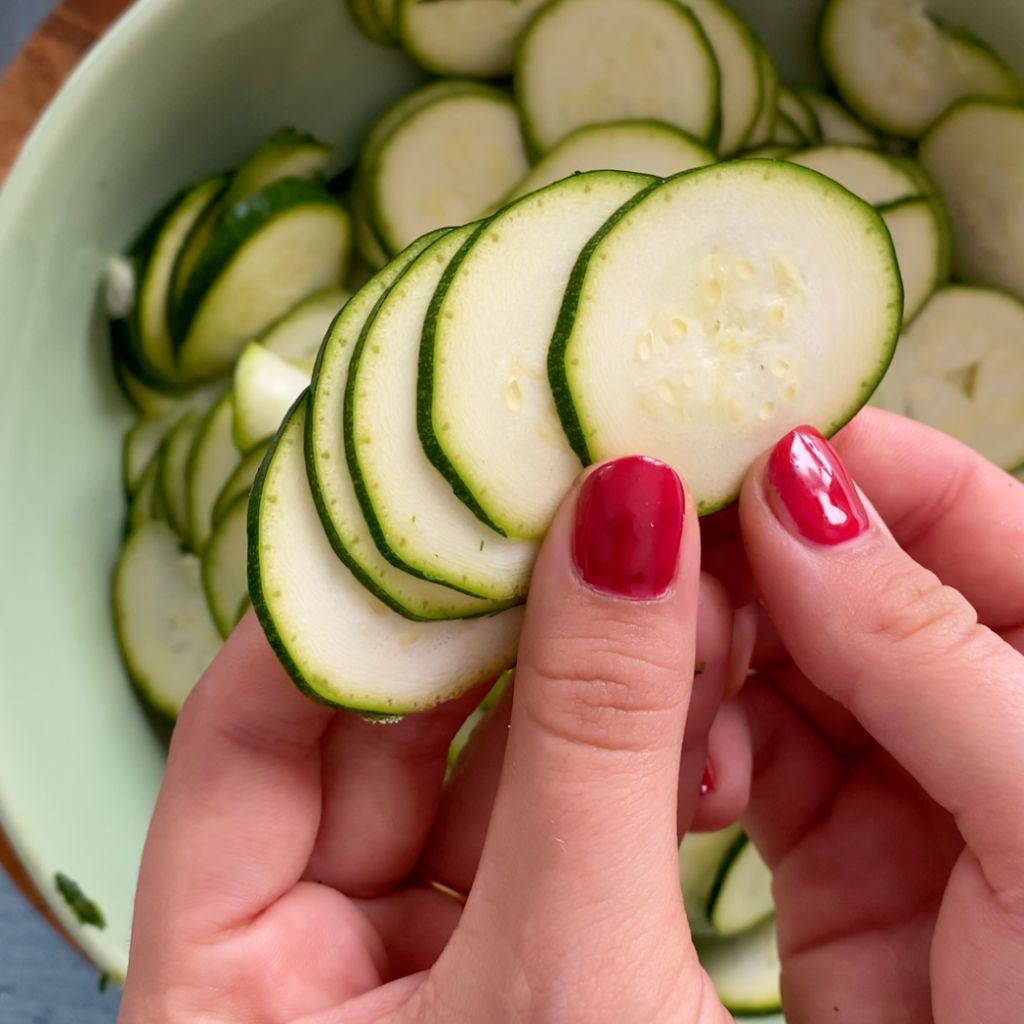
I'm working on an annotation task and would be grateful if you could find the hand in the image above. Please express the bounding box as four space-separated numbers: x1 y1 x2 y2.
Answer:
119 456 752 1024
733 410 1024 1024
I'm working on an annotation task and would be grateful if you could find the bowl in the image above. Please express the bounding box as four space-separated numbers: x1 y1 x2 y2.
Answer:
0 0 1021 978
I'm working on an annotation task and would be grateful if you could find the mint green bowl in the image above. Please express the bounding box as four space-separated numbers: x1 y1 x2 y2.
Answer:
0 0 1021 979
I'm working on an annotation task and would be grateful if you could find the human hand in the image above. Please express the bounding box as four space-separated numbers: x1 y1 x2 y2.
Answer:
118 456 752 1024
733 409 1024 1024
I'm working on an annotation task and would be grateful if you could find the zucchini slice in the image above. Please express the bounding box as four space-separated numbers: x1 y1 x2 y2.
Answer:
423 171 654 540
127 448 166 535
772 113 805 147
777 85 820 143
256 287 348 366
160 410 204 539
506 121 714 202
174 179 351 380
369 0 400 42
549 161 903 514
187 394 241 551
798 87 877 146
873 285 1024 471
820 0 1021 138
679 824 744 937
697 915 782 1017
397 0 548 78
309 232 500 621
744 47 780 148
249 398 525 714
233 343 310 453
114 521 222 719
369 84 529 254
786 145 923 207
347 0 392 44
213 443 267 528
515 0 721 153
919 99 1024 301
878 196 951 325
348 226 538 600
202 493 250 638
221 128 333 213
123 413 177 495
707 837 775 937
682 0 762 154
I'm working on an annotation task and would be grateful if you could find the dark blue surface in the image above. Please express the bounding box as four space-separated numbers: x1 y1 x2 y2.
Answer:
2 8 120 1022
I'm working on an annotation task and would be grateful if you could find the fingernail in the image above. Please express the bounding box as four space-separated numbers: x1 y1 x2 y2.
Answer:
573 456 684 600
766 427 869 546
700 762 715 797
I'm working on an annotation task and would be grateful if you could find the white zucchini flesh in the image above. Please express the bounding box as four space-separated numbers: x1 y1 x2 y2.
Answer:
424 172 654 540
213 443 267 528
233 343 311 453
178 199 352 380
873 286 1024 471
879 197 950 325
187 396 241 551
697 915 782 1016
221 131 333 213
681 0 762 154
123 412 176 494
202 494 250 638
160 411 204 539
308 232 500 621
250 399 525 714
256 287 348 367
397 0 548 78
114 521 222 719
552 161 903 514
919 100 1024 302
136 176 227 382
798 88 877 146
778 86 819 143
708 838 775 937
820 0 1021 138
127 450 164 534
515 0 720 153
745 46 780 148
371 87 529 254
786 145 923 207
349 226 539 600
506 121 714 202
679 824 744 937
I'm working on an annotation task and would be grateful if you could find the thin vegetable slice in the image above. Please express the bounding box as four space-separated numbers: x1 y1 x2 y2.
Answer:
697 916 782 1016
203 493 250 637
233 343 310 453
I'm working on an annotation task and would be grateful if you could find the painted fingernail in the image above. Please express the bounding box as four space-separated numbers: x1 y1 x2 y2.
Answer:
573 456 684 600
766 427 869 546
700 762 715 797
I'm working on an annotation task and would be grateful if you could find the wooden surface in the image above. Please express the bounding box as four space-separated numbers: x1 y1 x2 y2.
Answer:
0 0 133 926
0 0 132 178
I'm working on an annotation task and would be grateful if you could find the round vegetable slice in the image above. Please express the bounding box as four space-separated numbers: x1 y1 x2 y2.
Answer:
878 196 951 325
786 145 923 206
696 915 782 1016
798 87 878 146
550 160 903 514
202 493 250 638
515 0 720 153
187 394 241 551
250 397 525 714
233 343 310 453
707 837 775 937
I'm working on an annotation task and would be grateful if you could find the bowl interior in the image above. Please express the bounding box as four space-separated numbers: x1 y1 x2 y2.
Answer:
0 0 1021 976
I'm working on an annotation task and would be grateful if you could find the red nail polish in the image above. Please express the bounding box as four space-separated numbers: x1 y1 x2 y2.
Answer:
767 427 869 546
700 762 715 797
572 456 684 600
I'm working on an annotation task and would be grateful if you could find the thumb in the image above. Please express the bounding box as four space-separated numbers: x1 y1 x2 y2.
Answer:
739 426 1024 896
438 456 713 1020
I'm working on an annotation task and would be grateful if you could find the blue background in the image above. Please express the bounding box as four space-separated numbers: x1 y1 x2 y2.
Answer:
2 7 123 1020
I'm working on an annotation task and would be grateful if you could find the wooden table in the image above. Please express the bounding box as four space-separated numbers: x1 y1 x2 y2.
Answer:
0 0 133 926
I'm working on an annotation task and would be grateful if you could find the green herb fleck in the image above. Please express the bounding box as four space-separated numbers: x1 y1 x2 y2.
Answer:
55 873 106 929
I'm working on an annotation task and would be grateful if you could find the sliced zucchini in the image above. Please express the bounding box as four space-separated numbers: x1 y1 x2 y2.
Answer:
506 121 714 202
233 343 311 453
250 397 525 714
131 175 228 382
111 320 184 417
213 443 267 528
114 521 222 719
549 161 903 514
697 915 782 1017
127 448 165 534
187 394 241 551
169 189 226 311
423 171 654 539
222 128 333 213
123 413 177 495
786 145 923 206
159 410 205 539
873 285 1024 471
772 113 805 147
202 493 250 638
777 85 820 143
820 0 1021 138
515 0 721 153
352 173 390 270
348 225 538 600
798 87 878 146
397 0 548 78
447 706 487 770
347 0 392 45
174 179 351 379
252 286 347 367
369 84 529 254
679 823 744 937
708 836 775 937
878 196 951 325
682 0 762 154
309 232 499 621
369 0 399 42
745 46 780 147
740 144 795 159
919 99 1024 301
